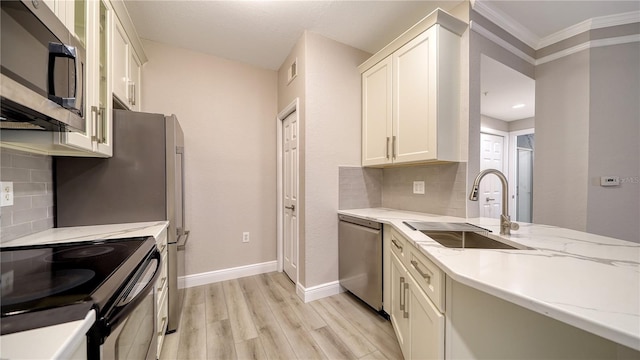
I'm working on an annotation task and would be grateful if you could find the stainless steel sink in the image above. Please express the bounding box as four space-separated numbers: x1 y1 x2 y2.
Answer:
420 230 531 250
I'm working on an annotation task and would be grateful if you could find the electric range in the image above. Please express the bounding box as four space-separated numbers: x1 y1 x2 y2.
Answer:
0 236 160 359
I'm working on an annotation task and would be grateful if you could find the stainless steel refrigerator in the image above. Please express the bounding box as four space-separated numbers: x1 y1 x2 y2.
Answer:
55 109 188 333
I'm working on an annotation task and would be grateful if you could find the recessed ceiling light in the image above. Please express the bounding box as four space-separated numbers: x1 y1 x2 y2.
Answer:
512 103 525 109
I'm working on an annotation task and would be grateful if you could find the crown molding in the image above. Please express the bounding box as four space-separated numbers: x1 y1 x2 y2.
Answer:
536 34 640 66
538 10 640 49
472 0 539 49
473 0 640 51
470 20 535 65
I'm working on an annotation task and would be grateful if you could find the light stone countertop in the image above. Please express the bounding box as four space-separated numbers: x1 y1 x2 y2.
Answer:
0 221 169 247
0 221 169 359
338 208 640 351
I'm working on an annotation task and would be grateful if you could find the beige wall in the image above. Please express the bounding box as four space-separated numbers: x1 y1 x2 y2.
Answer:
586 43 639 242
278 31 369 288
278 34 308 284
534 42 640 242
534 50 591 232
141 40 278 276
304 32 370 287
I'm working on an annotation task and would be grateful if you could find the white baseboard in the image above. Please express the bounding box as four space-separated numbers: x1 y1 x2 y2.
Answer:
296 281 345 303
179 260 278 288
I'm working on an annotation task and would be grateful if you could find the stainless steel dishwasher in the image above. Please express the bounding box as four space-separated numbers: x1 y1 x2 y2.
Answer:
338 214 383 312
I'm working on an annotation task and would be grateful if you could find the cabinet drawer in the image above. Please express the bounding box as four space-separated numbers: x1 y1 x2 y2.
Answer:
390 228 407 260
156 289 168 356
156 229 168 254
156 252 168 305
408 246 445 312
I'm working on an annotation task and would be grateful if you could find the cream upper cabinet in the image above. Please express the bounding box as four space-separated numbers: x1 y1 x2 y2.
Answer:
112 20 129 106
362 57 393 166
0 0 112 157
129 51 142 111
360 10 465 167
112 18 142 111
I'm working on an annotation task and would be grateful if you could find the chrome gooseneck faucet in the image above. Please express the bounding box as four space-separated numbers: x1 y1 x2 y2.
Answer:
469 169 519 235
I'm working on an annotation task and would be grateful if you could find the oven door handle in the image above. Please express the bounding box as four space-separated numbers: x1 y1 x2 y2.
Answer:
105 250 161 331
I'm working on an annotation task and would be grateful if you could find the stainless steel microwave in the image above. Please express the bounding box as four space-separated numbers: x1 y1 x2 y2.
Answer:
0 0 86 132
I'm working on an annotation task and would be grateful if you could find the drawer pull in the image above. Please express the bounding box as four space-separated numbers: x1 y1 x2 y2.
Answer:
391 239 403 251
157 316 167 336
411 260 432 283
403 283 409 318
157 276 167 292
158 243 167 253
399 276 406 311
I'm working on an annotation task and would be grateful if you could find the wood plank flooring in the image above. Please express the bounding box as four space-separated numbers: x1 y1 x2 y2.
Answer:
160 272 402 360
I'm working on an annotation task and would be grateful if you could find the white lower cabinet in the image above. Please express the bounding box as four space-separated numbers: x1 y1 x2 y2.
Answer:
155 227 169 358
388 229 445 360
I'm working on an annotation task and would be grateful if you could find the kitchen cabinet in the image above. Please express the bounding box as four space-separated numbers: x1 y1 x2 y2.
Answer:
360 10 466 167
0 0 146 157
112 20 142 111
155 227 169 357
1 0 112 156
389 228 445 359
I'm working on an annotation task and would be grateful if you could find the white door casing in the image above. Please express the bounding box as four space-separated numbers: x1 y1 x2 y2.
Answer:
480 132 505 219
277 100 299 284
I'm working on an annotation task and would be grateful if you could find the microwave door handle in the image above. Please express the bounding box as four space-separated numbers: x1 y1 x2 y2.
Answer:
105 251 161 330
47 42 77 109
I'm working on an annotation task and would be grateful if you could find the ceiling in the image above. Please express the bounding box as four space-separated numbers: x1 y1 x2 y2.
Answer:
481 54 535 122
124 0 639 122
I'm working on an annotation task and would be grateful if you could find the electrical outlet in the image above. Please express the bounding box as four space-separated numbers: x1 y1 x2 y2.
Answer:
0 182 14 207
413 181 425 195
242 232 250 243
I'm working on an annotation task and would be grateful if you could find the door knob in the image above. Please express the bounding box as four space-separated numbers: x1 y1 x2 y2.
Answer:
486 197 495 202
285 205 295 212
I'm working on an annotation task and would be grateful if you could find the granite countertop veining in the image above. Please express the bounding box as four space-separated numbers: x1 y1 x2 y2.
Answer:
338 208 640 351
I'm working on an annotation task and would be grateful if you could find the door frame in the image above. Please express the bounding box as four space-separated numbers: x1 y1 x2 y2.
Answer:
508 128 535 221
276 98 299 283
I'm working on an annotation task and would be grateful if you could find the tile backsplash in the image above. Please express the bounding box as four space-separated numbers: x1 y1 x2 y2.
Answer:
382 163 467 217
339 163 467 217
0 148 54 242
339 166 383 210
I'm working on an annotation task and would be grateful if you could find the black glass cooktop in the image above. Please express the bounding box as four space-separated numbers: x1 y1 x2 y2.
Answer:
0 237 150 334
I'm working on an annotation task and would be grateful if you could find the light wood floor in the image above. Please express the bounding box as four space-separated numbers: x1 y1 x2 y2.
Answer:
160 272 403 360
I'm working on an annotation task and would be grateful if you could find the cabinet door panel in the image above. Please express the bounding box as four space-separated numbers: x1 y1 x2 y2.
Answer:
362 57 392 166
112 21 129 105
390 252 410 359
392 27 438 163
408 275 445 359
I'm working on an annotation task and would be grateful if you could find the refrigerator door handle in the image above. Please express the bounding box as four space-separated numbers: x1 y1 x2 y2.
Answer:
177 145 186 237
177 230 189 250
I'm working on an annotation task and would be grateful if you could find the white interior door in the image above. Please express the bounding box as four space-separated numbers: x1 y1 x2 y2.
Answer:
480 133 505 219
283 110 298 283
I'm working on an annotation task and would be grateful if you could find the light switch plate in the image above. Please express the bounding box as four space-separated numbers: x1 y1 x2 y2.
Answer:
413 181 425 195
0 181 14 207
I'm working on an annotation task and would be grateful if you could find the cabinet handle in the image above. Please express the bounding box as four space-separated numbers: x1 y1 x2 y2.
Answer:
391 239 403 251
157 316 167 336
128 81 136 106
91 106 98 141
392 135 397 159
386 137 390 159
399 276 405 312
403 283 409 318
411 260 432 283
98 107 106 143
157 276 167 292
159 243 167 254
